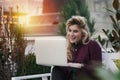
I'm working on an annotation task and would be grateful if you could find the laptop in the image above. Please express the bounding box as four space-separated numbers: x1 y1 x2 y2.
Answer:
34 36 68 66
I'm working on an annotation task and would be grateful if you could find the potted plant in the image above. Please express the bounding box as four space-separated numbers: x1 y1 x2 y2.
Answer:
97 0 120 72
98 0 120 53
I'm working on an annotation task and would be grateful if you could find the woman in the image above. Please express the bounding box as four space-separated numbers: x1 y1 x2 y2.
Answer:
51 16 102 80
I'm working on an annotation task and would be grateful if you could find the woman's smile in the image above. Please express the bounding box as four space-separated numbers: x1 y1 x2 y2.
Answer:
67 25 82 44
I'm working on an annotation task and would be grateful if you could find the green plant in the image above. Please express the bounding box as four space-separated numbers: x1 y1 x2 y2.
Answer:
0 7 27 80
59 0 95 36
23 53 51 76
98 0 120 52
16 53 51 80
14 24 27 76
96 67 120 80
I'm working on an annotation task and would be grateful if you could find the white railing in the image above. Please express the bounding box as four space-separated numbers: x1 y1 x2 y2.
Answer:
12 73 51 80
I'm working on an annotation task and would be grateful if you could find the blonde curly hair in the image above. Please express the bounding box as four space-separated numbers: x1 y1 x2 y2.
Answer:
66 16 90 61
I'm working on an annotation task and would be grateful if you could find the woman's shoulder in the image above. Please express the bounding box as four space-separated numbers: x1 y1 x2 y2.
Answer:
87 40 101 52
87 40 100 47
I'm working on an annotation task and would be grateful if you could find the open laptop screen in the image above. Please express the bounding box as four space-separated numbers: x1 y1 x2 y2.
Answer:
35 36 68 66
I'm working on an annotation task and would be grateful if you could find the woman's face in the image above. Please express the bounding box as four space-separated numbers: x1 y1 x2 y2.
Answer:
67 25 82 44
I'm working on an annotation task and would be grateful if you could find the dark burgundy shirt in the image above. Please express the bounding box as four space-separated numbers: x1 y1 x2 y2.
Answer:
63 40 102 80
71 40 102 65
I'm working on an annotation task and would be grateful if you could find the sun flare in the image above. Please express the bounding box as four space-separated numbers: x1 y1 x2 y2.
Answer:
18 15 30 27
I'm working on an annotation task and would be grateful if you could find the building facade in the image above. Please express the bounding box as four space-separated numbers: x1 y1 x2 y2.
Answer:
0 0 115 37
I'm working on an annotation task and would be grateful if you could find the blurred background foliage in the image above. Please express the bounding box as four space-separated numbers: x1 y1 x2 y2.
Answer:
58 0 95 36
96 67 120 80
98 0 120 52
0 15 50 80
20 53 51 76
16 53 51 80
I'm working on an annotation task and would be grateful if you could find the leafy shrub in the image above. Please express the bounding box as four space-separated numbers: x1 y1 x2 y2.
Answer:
17 53 51 76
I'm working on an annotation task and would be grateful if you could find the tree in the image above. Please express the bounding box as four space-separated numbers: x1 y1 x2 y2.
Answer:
13 24 27 76
0 7 27 79
59 0 95 36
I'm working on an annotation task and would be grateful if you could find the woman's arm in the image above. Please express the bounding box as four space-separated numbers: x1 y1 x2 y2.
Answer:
68 62 84 68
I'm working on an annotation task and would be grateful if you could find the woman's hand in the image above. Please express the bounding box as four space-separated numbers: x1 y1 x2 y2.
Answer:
68 63 84 68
